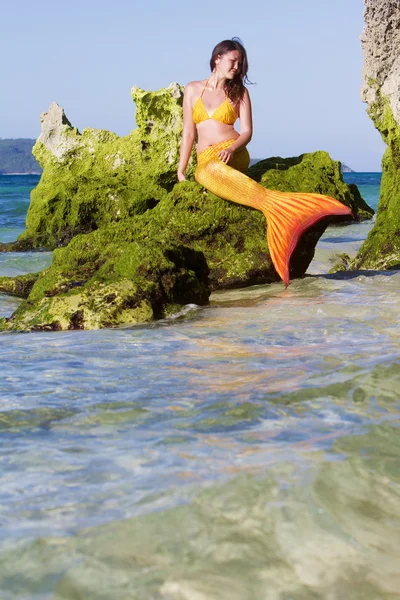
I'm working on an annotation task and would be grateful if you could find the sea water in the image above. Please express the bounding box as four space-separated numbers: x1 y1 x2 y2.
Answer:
1 173 400 600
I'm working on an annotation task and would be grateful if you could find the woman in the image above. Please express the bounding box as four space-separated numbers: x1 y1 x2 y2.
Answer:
177 38 351 287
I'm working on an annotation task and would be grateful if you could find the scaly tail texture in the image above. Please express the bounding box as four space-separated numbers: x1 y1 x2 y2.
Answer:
195 141 352 287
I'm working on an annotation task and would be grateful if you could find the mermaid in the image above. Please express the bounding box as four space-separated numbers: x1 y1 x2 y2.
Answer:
177 38 352 287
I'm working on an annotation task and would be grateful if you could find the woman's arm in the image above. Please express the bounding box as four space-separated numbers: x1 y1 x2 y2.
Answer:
177 83 197 181
218 88 253 164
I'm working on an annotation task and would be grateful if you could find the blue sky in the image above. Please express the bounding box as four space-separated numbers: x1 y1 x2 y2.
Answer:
1 0 385 170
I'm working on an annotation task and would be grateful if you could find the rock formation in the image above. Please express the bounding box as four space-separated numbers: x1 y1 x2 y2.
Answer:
16 84 194 250
0 83 374 331
352 0 400 270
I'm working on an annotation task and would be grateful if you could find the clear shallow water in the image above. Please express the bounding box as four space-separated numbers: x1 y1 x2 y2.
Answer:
1 174 400 600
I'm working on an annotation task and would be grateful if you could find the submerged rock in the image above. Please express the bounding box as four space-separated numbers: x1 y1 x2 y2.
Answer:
351 0 400 270
0 273 39 298
0 82 375 331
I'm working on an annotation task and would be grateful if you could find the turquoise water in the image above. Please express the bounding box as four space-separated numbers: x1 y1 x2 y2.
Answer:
2 173 400 599
343 171 381 203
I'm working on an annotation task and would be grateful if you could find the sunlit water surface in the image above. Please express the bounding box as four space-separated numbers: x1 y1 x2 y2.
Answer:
1 174 400 600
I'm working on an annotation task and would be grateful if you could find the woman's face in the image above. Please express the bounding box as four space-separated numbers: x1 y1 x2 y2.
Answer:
215 50 241 79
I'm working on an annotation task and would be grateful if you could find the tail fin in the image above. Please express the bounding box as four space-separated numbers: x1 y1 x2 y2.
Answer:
259 190 352 287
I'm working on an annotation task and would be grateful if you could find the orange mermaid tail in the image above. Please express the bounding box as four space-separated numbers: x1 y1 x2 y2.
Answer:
195 141 352 287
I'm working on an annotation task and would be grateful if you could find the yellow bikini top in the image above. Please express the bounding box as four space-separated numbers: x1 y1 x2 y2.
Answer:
192 78 237 125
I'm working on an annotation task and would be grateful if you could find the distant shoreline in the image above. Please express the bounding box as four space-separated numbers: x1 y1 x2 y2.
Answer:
0 172 41 176
0 139 41 174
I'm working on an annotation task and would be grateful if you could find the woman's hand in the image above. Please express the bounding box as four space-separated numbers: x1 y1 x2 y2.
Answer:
177 171 187 182
218 147 235 164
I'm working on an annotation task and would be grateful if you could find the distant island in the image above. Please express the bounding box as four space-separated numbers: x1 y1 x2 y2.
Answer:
0 138 42 174
1 139 354 175
341 163 355 173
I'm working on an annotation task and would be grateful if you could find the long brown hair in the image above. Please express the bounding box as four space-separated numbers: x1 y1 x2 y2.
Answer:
209 37 251 105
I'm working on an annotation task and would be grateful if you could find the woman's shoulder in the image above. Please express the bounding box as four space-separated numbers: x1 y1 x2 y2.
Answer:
184 79 207 96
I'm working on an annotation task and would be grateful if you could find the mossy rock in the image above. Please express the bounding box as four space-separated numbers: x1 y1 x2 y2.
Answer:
353 0 400 271
328 253 351 274
0 273 39 298
0 176 347 331
351 96 400 270
17 84 197 250
0 241 209 332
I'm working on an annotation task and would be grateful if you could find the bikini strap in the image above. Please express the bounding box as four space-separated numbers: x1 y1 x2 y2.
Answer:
200 77 210 98
200 77 230 102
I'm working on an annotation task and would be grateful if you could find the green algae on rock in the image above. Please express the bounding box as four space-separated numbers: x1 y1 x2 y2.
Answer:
351 98 400 270
0 182 269 331
328 253 352 275
0 175 352 331
18 83 196 250
0 241 209 331
0 273 39 298
351 0 400 271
